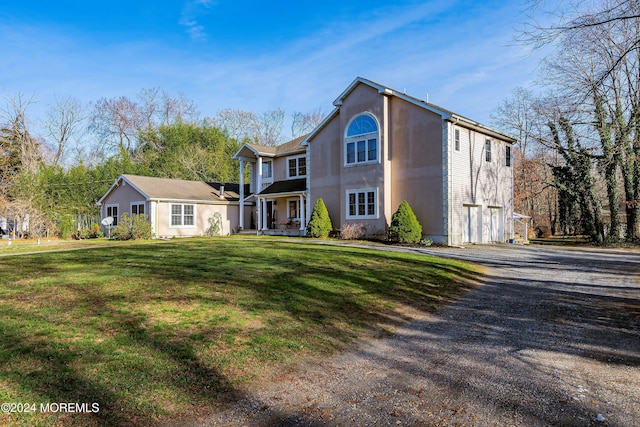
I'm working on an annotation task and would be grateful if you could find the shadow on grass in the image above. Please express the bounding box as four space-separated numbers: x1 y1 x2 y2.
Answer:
0 239 481 426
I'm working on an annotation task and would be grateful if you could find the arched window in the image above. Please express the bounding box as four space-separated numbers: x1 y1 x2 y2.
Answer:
345 114 379 165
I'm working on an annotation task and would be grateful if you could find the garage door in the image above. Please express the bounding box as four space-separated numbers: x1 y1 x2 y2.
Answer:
462 205 480 243
488 207 501 242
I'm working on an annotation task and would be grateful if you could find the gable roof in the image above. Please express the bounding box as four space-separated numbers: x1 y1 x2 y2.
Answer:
304 77 516 144
97 174 248 205
233 134 308 160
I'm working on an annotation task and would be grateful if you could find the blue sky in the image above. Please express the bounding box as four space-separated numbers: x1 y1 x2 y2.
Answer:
1 0 548 134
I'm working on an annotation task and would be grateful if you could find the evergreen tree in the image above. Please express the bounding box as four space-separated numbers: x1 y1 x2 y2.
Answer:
388 200 422 243
306 198 332 238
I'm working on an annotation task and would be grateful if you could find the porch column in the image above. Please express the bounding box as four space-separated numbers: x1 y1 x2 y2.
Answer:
256 157 263 193
261 198 268 231
255 196 261 232
149 201 156 237
239 159 245 230
299 194 306 231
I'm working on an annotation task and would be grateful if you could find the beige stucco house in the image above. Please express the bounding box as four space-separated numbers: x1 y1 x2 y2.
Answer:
97 174 249 238
303 77 516 245
230 77 515 245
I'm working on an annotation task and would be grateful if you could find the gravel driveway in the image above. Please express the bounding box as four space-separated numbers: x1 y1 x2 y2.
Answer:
192 244 640 427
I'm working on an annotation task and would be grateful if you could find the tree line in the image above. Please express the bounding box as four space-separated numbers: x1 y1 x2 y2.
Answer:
0 88 323 238
492 0 640 243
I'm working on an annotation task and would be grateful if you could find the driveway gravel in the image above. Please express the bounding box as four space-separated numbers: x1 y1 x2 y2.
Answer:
191 244 640 427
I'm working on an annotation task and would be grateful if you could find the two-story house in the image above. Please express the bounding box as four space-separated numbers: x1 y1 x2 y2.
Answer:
303 77 516 245
231 77 515 245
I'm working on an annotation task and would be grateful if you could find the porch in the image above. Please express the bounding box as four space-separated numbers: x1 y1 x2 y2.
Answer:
253 179 308 237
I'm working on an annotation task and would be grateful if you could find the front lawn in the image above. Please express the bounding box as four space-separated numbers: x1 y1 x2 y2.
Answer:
0 238 480 426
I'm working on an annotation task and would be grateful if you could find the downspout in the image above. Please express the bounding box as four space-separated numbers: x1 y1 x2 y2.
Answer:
383 94 392 225
239 159 245 231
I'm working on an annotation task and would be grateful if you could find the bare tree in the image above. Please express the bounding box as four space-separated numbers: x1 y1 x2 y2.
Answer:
208 108 285 146
514 0 640 240
520 0 640 86
257 109 284 146
0 94 43 179
44 96 86 167
138 88 199 128
90 96 142 155
291 108 325 139
207 108 260 142
90 89 200 156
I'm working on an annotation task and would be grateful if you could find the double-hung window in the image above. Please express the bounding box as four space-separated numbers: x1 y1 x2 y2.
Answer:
131 202 145 216
171 204 195 227
345 114 379 166
506 146 511 167
346 189 377 219
485 139 492 162
106 204 119 226
454 129 460 151
262 161 273 180
287 156 307 178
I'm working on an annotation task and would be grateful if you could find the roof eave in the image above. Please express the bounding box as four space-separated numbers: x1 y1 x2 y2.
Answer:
447 115 517 143
97 175 149 206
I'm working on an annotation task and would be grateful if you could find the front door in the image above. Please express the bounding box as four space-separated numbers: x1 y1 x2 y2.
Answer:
266 201 274 229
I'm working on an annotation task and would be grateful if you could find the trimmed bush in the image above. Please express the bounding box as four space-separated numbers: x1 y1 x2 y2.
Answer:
112 213 152 240
306 198 333 238
388 200 422 243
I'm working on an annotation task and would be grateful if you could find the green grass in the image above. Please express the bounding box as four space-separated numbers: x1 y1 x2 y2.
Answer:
0 238 480 426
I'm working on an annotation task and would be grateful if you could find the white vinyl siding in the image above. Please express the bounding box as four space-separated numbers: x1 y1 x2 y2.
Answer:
449 124 513 245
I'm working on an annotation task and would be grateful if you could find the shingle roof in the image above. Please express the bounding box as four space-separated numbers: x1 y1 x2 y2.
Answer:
274 134 308 155
120 175 248 202
259 178 306 195
240 134 308 158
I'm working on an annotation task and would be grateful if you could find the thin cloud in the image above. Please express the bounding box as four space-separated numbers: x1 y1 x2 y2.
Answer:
180 0 215 42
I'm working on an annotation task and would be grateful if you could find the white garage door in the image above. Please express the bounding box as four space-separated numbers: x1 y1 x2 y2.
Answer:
463 205 480 243
488 207 501 242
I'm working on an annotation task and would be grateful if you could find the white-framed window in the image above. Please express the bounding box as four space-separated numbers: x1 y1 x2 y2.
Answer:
261 160 273 180
170 204 195 227
131 202 145 216
506 145 511 167
287 156 307 178
454 129 460 151
485 139 492 162
346 189 378 219
345 114 379 166
106 204 119 226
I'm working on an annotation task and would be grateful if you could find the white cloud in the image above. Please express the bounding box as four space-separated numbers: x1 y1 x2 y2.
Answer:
179 0 216 42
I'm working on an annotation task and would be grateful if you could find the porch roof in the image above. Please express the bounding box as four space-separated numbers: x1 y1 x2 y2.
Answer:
259 178 306 196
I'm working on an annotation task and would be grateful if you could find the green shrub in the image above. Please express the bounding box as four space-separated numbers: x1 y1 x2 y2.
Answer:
57 216 74 239
111 213 152 240
388 200 422 243
306 198 333 238
71 224 104 240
